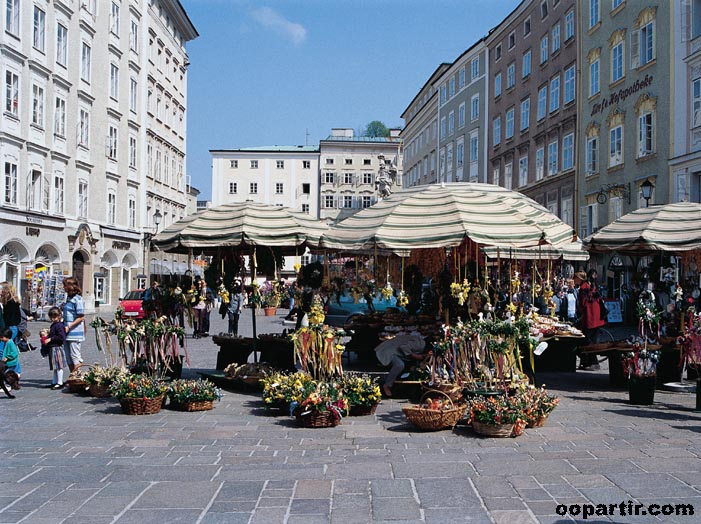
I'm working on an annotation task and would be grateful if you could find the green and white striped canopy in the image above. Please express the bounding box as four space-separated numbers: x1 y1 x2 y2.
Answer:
320 183 577 254
584 202 701 254
151 201 328 253
482 243 589 261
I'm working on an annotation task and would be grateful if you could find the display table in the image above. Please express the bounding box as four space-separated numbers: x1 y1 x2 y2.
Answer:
257 334 296 371
212 336 255 370
534 335 584 373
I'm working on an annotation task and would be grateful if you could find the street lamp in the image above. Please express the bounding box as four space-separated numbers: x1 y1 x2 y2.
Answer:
145 210 163 281
640 180 654 207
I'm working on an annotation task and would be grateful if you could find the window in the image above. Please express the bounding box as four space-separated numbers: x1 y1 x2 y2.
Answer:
126 137 136 169
549 75 560 113
613 0 624 9
590 0 600 28
522 50 531 78
229 182 237 194
5 71 18 117
300 203 310 214
33 6 45 52
130 20 139 52
51 173 64 214
5 0 19 35
323 195 335 208
358 172 370 185
4 162 17 205
493 117 501 146
551 25 561 53
609 125 623 166
540 1 548 19
110 2 120 36
561 196 573 227
250 160 258 169
344 158 353 166
508 31 515 49
276 160 284 169
362 196 372 209
456 140 464 168
108 193 116 225
53 97 66 137
459 102 466 128
505 108 515 139
147 144 152 176
611 42 624 82
128 78 137 113
344 173 353 184
537 85 547 120
535 147 545 180
325 158 334 165
471 57 480 80
79 109 90 147
504 161 513 189
56 24 68 66
495 44 502 61
343 195 353 209
694 78 701 127
249 182 258 194
81 42 91 83
520 98 530 131
303 160 311 169
107 125 118 159
276 182 284 194
94 275 107 304
590 59 600 96
638 112 653 156
540 36 549 64
78 181 88 217
109 64 119 99
31 84 44 128
562 133 574 170
448 111 455 135
492 167 500 186
565 10 575 40
449 77 455 97
548 141 559 176
155 150 161 180
128 197 136 229
519 156 528 187
506 63 515 89
325 172 335 184
524 17 531 36
230 160 238 168
471 95 479 121
363 158 371 166
459 67 466 88
440 117 446 139
581 203 598 238
494 73 502 97
440 85 447 105
639 20 655 66
586 136 598 174
564 65 575 104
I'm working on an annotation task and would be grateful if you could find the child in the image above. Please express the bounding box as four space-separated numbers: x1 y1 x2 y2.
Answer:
227 283 245 336
42 307 67 389
0 327 21 389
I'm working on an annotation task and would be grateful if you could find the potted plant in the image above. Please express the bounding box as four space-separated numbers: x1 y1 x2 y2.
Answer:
261 280 283 316
468 394 526 437
340 374 381 416
622 345 660 405
261 371 315 414
292 381 347 428
110 374 168 415
517 385 560 427
83 365 130 398
167 379 221 411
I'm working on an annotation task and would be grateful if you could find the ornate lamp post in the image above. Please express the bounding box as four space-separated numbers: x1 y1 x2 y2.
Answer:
640 180 654 208
144 209 162 282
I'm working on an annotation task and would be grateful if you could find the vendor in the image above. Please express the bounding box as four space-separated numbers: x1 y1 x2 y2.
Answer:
374 333 426 397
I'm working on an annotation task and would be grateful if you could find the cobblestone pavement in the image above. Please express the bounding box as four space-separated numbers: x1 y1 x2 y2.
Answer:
1 311 700 523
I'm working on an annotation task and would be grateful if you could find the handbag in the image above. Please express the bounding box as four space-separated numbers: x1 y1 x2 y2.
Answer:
598 297 609 322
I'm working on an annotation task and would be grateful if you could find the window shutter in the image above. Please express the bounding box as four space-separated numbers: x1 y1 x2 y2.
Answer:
682 0 691 42
630 29 640 69
638 115 644 157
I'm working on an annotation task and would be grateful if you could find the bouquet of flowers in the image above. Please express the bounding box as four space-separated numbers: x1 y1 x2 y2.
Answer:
261 371 316 408
294 381 348 424
167 379 221 404
469 394 525 427
340 374 381 407
290 325 346 381
516 385 560 426
261 280 283 308
622 345 660 378
450 279 471 306
83 364 130 387
109 373 168 400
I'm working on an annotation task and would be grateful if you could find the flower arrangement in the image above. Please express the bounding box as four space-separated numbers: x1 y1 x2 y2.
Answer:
516 385 560 425
109 373 168 400
167 379 221 403
468 394 524 426
261 371 316 406
294 381 347 422
83 364 130 387
290 325 346 381
339 374 381 407
261 280 284 308
397 290 409 308
380 282 393 301
307 295 325 326
622 346 660 378
450 279 471 306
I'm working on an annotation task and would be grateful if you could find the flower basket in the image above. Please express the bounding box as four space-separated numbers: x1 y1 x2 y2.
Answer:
421 381 463 402
526 414 549 428
295 409 340 428
119 394 165 415
66 379 88 394
402 391 467 431
89 384 112 398
170 400 214 412
472 419 515 437
349 402 378 416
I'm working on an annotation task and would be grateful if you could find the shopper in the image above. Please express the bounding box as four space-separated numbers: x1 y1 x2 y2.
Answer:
0 327 21 388
374 333 426 397
62 277 85 372
577 269 605 370
42 307 67 389
226 283 245 336
0 282 22 340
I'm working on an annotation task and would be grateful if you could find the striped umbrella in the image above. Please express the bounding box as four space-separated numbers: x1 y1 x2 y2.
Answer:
151 201 327 253
321 183 577 254
584 202 701 254
482 243 589 261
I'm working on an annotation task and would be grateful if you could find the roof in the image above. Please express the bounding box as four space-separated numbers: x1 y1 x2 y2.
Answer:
210 146 319 153
320 136 401 143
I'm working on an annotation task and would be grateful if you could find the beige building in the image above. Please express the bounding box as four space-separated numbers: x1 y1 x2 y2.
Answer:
0 0 197 311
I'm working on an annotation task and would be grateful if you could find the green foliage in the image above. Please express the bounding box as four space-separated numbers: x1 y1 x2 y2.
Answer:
167 379 221 403
110 374 168 399
364 120 390 138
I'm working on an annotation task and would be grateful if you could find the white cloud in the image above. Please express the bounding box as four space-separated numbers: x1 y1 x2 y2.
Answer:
250 7 307 45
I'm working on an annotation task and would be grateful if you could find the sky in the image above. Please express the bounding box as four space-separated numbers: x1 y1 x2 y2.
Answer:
180 0 519 199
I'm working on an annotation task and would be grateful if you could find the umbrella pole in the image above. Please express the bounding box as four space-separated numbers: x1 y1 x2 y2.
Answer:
251 247 258 363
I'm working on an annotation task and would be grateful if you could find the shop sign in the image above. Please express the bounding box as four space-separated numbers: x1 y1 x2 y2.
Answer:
26 215 43 224
25 226 40 237
25 267 34 279
590 74 654 116
112 241 131 250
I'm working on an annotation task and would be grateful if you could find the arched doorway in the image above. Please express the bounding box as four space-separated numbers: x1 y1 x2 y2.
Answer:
121 253 138 298
72 251 88 292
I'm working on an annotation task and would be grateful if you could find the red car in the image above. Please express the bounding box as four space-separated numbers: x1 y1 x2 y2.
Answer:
119 289 146 320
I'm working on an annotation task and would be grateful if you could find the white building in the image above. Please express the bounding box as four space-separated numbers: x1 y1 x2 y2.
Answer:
0 0 197 312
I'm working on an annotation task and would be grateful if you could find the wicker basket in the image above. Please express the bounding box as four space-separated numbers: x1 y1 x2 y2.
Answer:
169 400 214 412
402 391 467 431
349 402 379 416
88 384 111 398
65 379 88 394
421 381 463 402
472 419 515 437
295 409 340 428
526 414 549 428
119 394 165 415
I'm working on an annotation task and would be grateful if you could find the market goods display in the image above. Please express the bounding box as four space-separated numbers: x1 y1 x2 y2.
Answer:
168 379 221 411
402 391 467 431
223 362 276 390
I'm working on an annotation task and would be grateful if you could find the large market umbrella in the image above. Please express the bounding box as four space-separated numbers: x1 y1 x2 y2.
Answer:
151 201 327 254
584 202 701 254
320 183 577 254
482 243 589 261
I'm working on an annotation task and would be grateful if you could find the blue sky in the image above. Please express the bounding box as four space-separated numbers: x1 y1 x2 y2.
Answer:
181 0 518 199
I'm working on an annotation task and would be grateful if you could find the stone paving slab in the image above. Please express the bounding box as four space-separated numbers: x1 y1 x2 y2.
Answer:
2 313 700 522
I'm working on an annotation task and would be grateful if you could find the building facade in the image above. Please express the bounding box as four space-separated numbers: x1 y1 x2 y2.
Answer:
319 128 402 221
401 64 449 188
0 0 197 312
487 0 577 229
577 1 672 238
436 40 489 184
